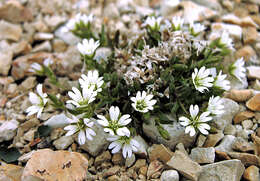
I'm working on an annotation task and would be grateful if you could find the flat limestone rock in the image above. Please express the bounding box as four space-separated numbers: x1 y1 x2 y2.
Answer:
22 149 88 181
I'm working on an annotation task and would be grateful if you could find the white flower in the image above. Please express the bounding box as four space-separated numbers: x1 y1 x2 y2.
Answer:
97 106 132 137
65 13 93 31
67 86 97 107
64 116 96 145
193 40 208 56
29 63 43 73
43 58 53 67
77 38 100 57
229 57 246 82
143 16 162 30
192 66 214 93
219 31 234 50
79 70 104 92
189 22 206 35
179 105 212 136
172 16 184 30
107 135 139 158
213 71 230 91
26 84 48 118
131 91 157 113
206 96 224 116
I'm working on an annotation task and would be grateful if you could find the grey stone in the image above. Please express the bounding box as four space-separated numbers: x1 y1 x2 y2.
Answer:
79 123 109 157
199 159 245 181
54 26 80 45
228 76 248 90
32 41 52 52
143 116 196 150
0 50 12 75
0 120 18 142
53 135 73 150
125 154 136 168
133 135 148 158
190 147 215 164
161 170 179 181
94 47 112 62
188 0 222 11
212 98 240 130
224 124 236 135
44 113 70 128
18 150 36 163
215 135 236 152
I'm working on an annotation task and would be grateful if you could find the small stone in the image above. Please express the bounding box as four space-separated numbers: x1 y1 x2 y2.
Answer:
190 147 215 164
215 135 236 152
44 15 66 31
234 111 255 124
54 26 80 45
53 136 73 150
0 119 18 142
134 135 148 158
222 14 241 25
215 150 231 160
19 76 36 91
18 150 35 163
204 132 224 147
94 151 111 167
175 143 189 156
247 66 260 80
94 47 112 62
241 16 259 28
243 165 259 181
112 153 124 165
107 175 120 181
0 50 13 76
225 89 253 102
235 46 256 61
0 20 22 41
242 120 253 130
11 40 31 56
167 151 202 181
125 154 136 168
32 41 52 53
227 152 260 167
132 159 146 172
232 137 255 152
103 165 120 178
22 149 88 181
147 160 164 179
20 118 39 132
24 129 36 142
199 159 245 181
139 166 148 176
243 27 258 44
224 124 237 135
52 39 67 52
148 144 174 163
246 94 260 111
160 170 179 181
211 23 242 40
0 164 24 181
34 33 54 41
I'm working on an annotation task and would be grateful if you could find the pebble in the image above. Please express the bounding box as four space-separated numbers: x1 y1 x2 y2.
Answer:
147 160 164 179
148 144 173 163
227 152 260 167
167 151 202 181
242 119 253 130
0 20 22 41
34 32 54 41
243 165 260 181
233 111 255 124
94 151 111 167
235 45 256 61
215 135 236 152
134 135 148 158
0 119 19 142
232 137 255 152
246 94 260 111
112 153 124 165
125 154 136 168
0 50 13 76
203 131 224 147
160 170 179 181
224 124 237 135
131 159 146 172
0 164 24 181
247 66 260 80
190 147 215 164
103 165 121 178
243 27 258 44
53 135 73 150
225 89 253 102
32 41 52 52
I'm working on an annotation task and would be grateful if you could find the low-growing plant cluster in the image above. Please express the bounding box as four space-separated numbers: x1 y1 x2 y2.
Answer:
26 13 247 158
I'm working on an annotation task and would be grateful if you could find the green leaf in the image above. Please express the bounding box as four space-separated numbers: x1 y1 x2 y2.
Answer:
48 94 65 109
0 147 21 163
37 125 52 137
158 113 172 124
156 124 170 140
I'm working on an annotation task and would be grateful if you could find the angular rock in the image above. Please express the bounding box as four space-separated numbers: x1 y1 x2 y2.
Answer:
224 124 237 135
246 94 260 111
160 170 179 181
232 137 255 153
125 154 136 168
228 76 248 90
54 26 80 45
225 89 253 102
0 50 13 76
143 116 196 149
212 98 240 130
243 27 258 44
167 151 202 181
0 119 18 142
53 136 73 150
242 119 253 130
236 46 256 61
103 165 120 178
243 165 259 181
34 33 54 41
79 123 109 157
204 131 224 147
147 160 164 179
94 151 111 167
32 41 52 53
0 164 24 181
22 149 88 181
112 153 124 166
148 144 174 163
199 159 245 181
190 147 215 164
247 66 260 80
133 135 148 158
215 135 236 152
233 111 255 124
0 20 22 41
18 150 36 163
227 152 260 167
211 23 242 40
222 14 241 25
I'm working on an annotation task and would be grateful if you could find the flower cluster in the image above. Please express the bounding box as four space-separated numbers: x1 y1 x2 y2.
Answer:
64 13 93 32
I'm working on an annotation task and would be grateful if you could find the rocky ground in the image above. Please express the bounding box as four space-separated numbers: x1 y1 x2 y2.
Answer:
0 0 260 181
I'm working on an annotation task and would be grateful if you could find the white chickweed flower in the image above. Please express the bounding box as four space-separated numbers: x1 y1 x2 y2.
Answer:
192 66 214 93
67 86 97 107
79 70 104 92
131 91 157 113
229 57 246 82
77 38 100 57
65 13 93 31
206 96 224 116
64 116 96 145
219 31 234 51
97 106 132 137
143 16 162 31
29 62 43 74
213 71 230 91
179 105 212 136
189 22 206 36
26 84 48 118
43 58 53 67
171 16 184 30
107 135 139 158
